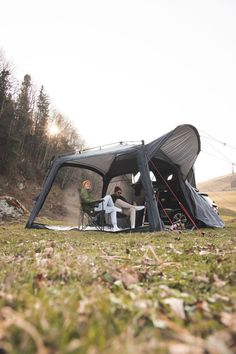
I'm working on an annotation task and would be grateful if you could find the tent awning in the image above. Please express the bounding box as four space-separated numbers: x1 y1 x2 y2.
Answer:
146 124 201 179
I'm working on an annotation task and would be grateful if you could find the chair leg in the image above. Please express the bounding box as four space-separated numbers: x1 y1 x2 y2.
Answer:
79 205 107 231
79 210 85 230
84 210 105 231
94 210 105 231
105 213 112 229
100 210 105 231
141 204 147 227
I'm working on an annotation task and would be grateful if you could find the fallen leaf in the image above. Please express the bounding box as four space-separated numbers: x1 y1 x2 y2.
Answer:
163 298 186 320
213 274 226 288
206 330 233 354
195 300 210 313
193 274 209 283
44 247 54 257
120 271 139 287
199 250 210 255
168 342 204 354
211 293 230 302
220 312 236 331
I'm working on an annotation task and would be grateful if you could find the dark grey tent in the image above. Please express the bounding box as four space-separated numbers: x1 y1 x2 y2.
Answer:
26 124 224 231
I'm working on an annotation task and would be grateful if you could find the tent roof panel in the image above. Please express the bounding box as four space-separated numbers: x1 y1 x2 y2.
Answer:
146 125 200 179
60 143 142 177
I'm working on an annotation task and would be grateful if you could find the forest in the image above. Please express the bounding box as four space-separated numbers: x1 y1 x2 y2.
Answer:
0 51 85 184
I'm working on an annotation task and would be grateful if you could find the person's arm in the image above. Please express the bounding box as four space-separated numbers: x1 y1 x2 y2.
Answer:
80 189 93 204
111 194 116 203
80 189 103 206
87 199 103 206
120 195 128 203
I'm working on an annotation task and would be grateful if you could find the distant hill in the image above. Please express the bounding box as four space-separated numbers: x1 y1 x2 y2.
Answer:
197 174 236 212
197 174 236 192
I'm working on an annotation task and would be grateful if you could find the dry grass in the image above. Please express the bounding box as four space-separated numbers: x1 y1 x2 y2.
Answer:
0 210 235 354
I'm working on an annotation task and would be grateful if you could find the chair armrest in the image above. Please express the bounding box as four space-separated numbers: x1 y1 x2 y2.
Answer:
87 199 103 207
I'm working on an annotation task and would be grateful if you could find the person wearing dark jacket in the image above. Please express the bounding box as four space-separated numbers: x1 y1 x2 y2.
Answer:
111 186 145 229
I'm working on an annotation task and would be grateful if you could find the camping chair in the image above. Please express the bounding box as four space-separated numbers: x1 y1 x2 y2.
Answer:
80 200 106 231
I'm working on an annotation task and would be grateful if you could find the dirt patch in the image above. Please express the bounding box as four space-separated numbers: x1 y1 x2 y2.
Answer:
0 175 41 211
0 175 75 222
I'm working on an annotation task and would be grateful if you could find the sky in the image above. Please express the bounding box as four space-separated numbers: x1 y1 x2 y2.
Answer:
1 0 235 183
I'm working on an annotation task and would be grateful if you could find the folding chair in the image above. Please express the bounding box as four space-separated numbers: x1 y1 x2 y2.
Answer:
80 200 105 231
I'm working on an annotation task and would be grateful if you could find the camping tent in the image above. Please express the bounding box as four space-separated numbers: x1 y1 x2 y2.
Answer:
26 124 224 231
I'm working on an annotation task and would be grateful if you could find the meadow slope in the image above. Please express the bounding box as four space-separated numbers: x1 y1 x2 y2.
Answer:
198 174 236 212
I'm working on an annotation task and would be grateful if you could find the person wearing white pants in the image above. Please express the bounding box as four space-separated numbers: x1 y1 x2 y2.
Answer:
79 180 121 231
111 186 145 229
94 195 121 230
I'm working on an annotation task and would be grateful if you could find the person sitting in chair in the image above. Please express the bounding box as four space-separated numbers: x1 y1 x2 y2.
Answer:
79 179 121 232
111 186 145 229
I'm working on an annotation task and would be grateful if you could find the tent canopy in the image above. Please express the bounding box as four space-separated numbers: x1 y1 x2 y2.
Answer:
60 124 200 181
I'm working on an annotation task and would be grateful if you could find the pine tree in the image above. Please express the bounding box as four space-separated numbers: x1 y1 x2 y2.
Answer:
34 85 50 137
15 74 34 157
0 61 19 174
34 85 50 167
0 68 11 117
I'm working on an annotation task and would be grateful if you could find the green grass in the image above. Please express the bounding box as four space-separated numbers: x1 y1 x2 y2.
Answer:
0 216 236 354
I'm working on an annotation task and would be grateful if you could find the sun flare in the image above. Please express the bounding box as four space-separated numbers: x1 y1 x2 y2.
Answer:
48 123 59 136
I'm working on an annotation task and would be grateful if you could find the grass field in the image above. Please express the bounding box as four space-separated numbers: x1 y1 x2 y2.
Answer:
0 210 236 354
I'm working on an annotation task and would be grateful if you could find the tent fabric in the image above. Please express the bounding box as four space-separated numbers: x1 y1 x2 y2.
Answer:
185 181 225 228
66 143 138 177
25 124 224 231
146 125 200 179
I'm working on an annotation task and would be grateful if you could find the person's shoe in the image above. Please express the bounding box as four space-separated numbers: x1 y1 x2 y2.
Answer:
115 207 122 213
135 206 145 211
112 225 120 232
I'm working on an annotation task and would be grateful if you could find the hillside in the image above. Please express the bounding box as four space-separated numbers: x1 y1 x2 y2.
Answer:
197 174 236 212
197 173 236 191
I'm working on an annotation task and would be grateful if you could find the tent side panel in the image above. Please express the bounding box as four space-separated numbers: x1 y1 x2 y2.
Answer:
137 147 163 231
25 160 62 228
